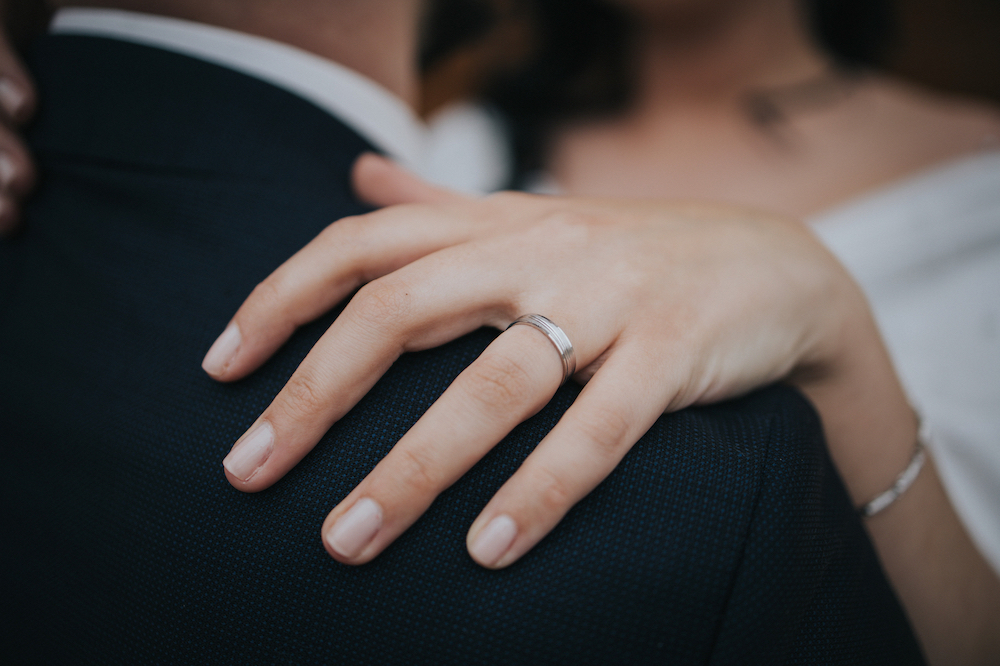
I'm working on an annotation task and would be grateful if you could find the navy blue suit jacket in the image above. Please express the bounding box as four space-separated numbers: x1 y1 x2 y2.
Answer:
0 35 924 664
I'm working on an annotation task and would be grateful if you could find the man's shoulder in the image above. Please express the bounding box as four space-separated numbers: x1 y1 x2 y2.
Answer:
29 34 376 189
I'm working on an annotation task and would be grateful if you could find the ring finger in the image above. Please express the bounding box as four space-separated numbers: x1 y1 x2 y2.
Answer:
320 315 599 564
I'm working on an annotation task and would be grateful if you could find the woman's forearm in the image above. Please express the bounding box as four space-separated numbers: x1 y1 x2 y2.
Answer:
796 295 1000 665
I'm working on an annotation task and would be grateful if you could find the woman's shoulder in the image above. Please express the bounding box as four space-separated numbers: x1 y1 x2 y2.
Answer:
794 74 1000 215
845 75 1000 164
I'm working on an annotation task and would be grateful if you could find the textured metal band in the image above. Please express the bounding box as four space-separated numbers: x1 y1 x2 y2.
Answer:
506 314 577 385
859 418 930 518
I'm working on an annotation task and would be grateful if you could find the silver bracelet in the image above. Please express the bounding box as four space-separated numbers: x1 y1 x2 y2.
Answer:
858 418 929 518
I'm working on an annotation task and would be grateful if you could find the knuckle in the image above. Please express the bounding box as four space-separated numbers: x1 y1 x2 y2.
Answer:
531 210 594 248
278 367 329 422
247 274 314 332
327 214 361 237
482 191 536 229
485 190 531 207
464 353 537 413
247 277 286 315
392 445 445 496
604 252 647 294
541 209 590 231
576 403 633 460
318 217 368 280
322 215 365 251
316 218 345 245
348 278 413 331
244 277 300 331
531 466 574 516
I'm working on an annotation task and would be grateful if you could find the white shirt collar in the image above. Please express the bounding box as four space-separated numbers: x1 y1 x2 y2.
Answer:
50 8 428 170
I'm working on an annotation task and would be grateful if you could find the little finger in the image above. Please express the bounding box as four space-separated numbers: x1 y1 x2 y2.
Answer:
466 347 671 568
320 322 574 563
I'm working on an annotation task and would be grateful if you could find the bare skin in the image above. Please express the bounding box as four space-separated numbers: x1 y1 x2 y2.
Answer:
548 0 1000 218
214 154 1000 666
2 1 997 662
536 0 1000 661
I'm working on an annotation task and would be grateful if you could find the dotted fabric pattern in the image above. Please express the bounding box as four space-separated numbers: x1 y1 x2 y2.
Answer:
0 37 924 665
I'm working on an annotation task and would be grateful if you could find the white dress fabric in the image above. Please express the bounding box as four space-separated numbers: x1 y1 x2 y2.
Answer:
810 151 1000 574
423 103 513 194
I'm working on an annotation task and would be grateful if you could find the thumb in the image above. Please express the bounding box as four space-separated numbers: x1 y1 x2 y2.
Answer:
351 153 466 208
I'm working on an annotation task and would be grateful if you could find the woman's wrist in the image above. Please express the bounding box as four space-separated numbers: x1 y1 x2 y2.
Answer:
858 416 927 518
791 283 918 507
795 289 1000 663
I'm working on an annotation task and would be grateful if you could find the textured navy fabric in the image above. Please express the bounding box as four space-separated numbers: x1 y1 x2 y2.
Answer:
0 36 924 665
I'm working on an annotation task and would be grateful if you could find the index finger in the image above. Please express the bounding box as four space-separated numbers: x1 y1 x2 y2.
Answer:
202 190 567 382
201 203 486 382
219 235 520 492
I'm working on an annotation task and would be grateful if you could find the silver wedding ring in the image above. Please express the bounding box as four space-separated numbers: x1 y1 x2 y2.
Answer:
506 314 577 385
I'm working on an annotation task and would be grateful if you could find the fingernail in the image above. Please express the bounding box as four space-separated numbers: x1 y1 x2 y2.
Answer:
202 323 241 376
326 498 383 559
0 78 25 118
469 514 517 567
0 153 15 189
223 421 274 481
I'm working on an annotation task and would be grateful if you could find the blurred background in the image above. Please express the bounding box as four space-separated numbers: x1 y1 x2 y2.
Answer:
417 0 1000 115
5 0 998 191
414 0 1000 189
7 0 999 113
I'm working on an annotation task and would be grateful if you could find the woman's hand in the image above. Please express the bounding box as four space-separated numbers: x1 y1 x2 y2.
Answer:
0 12 37 235
204 155 1000 661
203 154 859 568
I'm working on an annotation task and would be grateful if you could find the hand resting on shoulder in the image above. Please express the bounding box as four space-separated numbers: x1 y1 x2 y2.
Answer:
202 154 1000 664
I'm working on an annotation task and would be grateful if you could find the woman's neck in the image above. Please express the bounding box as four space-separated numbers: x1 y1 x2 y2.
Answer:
549 0 1000 218
629 0 829 112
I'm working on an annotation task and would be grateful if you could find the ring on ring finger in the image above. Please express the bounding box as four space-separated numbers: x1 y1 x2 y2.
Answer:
506 314 576 385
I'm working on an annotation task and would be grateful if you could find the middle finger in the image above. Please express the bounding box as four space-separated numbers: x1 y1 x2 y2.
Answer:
320 323 573 563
